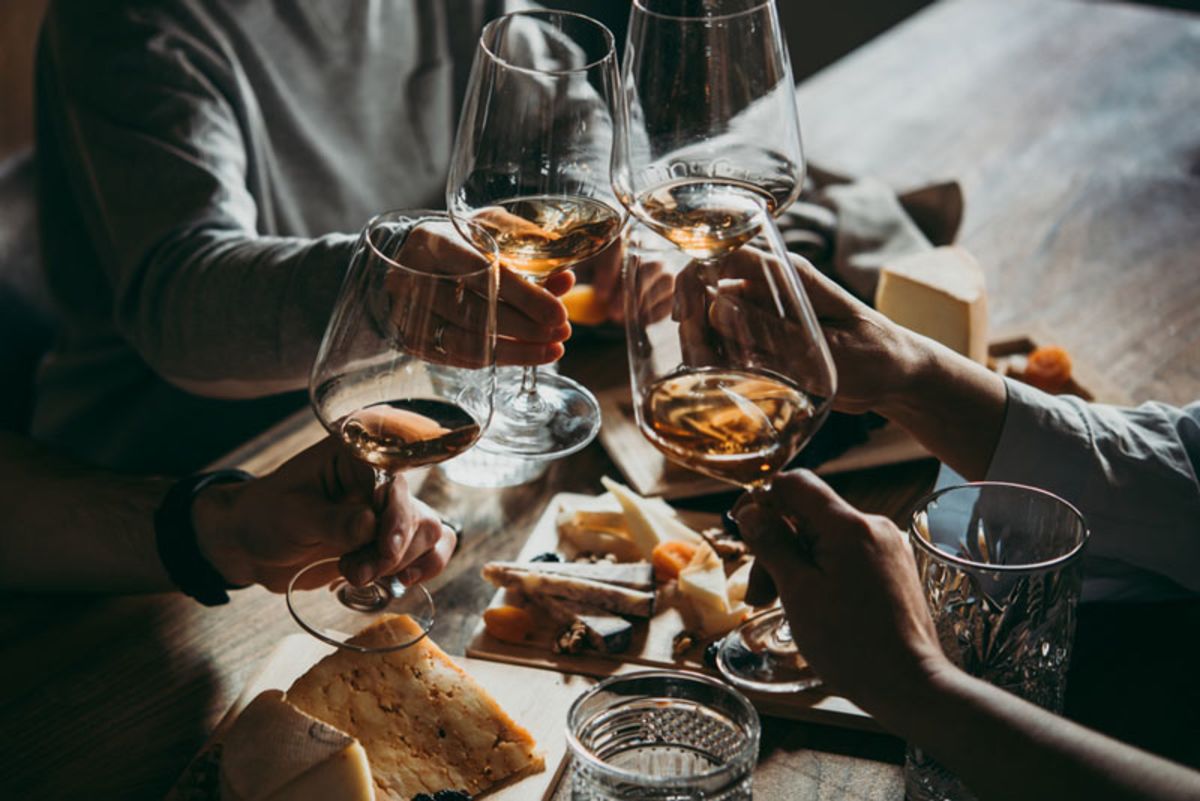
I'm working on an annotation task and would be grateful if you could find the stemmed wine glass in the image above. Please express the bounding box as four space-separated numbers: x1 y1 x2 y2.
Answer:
447 10 625 460
613 0 805 261
622 205 837 692
287 211 498 653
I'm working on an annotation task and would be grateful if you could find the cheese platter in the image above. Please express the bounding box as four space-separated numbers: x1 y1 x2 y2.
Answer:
466 486 877 730
168 628 595 801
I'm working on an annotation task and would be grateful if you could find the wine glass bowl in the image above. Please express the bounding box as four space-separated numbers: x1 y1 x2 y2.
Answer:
623 206 836 692
288 210 499 653
613 0 805 261
447 10 624 459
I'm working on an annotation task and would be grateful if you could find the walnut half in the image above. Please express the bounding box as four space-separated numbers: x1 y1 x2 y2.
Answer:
553 621 589 654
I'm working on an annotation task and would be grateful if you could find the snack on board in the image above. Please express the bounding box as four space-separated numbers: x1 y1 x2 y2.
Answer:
286 614 543 800
875 245 988 363
220 690 375 801
480 478 756 664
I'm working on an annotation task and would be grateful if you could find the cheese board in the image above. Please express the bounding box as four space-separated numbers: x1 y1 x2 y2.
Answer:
597 328 1127 500
466 491 877 730
168 633 595 801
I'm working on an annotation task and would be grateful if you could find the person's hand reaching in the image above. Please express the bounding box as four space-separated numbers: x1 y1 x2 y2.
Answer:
193 437 457 593
733 470 950 713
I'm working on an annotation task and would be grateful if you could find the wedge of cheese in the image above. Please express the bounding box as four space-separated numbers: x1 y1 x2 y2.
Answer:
482 563 656 618
677 544 749 636
220 690 374 801
875 246 988 363
486 560 655 591
287 615 543 800
600 477 704 558
725 559 755 606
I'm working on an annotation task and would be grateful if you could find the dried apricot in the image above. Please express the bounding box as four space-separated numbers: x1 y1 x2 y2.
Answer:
651 540 699 582
1022 345 1073 393
562 284 609 326
483 605 535 644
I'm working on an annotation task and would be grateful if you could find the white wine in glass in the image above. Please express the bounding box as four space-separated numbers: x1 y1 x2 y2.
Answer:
448 10 625 460
623 203 837 692
613 0 805 261
287 210 498 653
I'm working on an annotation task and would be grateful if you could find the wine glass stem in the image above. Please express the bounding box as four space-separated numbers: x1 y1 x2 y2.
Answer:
745 479 798 646
338 467 394 609
520 365 539 397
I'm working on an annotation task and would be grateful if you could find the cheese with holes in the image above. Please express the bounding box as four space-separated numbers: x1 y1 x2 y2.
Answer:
875 246 988 363
219 690 374 801
286 615 543 800
677 544 749 636
600 478 704 558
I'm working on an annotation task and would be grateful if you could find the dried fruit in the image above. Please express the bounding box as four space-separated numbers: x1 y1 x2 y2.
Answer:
1021 345 1073 393
651 540 699 582
483 605 535 644
553 621 589 654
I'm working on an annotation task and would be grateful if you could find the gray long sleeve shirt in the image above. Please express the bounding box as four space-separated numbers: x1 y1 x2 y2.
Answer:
987 379 1200 601
33 0 503 472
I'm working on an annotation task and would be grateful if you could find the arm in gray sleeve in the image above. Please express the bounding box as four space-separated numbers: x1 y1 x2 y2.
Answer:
986 378 1200 596
40 7 351 396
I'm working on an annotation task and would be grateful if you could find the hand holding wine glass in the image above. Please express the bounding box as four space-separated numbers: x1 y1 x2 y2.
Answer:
623 204 837 692
287 210 498 653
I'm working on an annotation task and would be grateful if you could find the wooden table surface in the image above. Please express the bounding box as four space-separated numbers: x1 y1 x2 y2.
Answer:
3 1 1198 799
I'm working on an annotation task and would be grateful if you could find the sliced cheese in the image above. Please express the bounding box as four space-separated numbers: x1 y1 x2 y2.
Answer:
287 615 543 800
875 246 988 363
482 564 656 618
677 544 747 636
600 477 703 559
220 690 374 801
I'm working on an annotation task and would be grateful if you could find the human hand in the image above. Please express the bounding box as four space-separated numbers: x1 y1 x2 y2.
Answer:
385 220 571 367
733 470 949 712
675 247 925 415
193 438 457 593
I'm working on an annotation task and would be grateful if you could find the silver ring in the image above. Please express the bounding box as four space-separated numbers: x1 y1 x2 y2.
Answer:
432 323 447 356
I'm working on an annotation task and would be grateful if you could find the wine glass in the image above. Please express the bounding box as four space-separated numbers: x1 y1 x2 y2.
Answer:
622 203 837 692
287 210 498 653
447 9 625 460
613 0 805 261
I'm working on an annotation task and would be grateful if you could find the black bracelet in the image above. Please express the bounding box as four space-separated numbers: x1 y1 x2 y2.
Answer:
155 469 254 606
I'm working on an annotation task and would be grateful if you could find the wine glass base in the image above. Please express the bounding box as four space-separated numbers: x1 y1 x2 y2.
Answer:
476 372 601 460
287 558 436 653
717 608 824 694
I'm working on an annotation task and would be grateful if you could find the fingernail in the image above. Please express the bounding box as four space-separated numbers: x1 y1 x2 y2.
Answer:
351 563 374 586
397 568 419 586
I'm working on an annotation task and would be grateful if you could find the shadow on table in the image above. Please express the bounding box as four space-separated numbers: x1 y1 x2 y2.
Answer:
0 593 219 800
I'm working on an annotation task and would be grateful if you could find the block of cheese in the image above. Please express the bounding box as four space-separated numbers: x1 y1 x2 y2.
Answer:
220 690 374 801
600 477 704 558
875 246 988 363
287 615 543 800
482 563 656 618
677 544 749 636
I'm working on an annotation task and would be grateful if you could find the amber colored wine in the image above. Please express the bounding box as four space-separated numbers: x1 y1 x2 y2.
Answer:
640 368 817 488
338 399 481 472
634 179 776 260
471 195 622 278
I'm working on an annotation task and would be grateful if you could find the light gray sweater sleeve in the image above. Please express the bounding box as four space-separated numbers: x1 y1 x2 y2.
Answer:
986 379 1200 597
41 6 352 387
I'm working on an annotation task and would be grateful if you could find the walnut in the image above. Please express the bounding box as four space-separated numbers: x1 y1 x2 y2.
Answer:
553 621 589 654
672 630 697 659
699 526 749 561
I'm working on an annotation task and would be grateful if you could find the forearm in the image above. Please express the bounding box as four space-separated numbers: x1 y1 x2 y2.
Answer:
871 665 1200 801
118 230 354 397
878 334 1008 480
0 435 175 592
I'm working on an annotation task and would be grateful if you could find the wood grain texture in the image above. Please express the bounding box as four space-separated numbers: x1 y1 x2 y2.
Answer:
3 2 1198 799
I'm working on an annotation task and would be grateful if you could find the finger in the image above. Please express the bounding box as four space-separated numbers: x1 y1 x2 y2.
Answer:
495 339 564 366
743 559 779 607
392 516 445 574
325 506 376 555
499 267 569 327
497 304 571 344
766 470 866 539
396 527 458 586
393 222 493 276
543 270 575 297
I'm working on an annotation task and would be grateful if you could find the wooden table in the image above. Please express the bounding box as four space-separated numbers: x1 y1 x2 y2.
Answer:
3 1 1198 798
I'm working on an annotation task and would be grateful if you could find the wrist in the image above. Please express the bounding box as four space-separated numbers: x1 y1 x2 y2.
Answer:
860 652 960 732
874 326 938 425
192 481 254 587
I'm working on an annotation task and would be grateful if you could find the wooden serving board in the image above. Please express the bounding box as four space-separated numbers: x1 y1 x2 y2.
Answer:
466 493 877 731
168 634 594 801
597 328 1128 500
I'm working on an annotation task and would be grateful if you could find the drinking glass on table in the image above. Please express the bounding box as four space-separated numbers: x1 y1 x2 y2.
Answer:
287 210 498 652
567 670 760 800
905 482 1089 801
622 206 837 693
613 0 805 261
447 10 625 460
